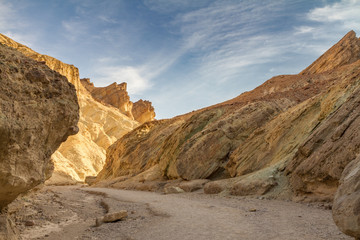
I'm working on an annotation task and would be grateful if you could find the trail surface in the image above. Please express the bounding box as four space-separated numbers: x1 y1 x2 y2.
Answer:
9 185 350 240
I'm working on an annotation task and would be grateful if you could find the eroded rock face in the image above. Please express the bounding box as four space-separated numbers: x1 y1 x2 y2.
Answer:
332 155 360 238
81 79 133 118
0 43 79 209
96 31 360 202
81 78 155 123
0 34 138 184
285 63 360 200
132 99 155 124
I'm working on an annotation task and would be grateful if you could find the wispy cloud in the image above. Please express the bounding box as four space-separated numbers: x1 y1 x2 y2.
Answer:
308 0 360 30
0 0 36 47
294 26 315 35
62 18 89 41
144 0 209 14
169 1 295 82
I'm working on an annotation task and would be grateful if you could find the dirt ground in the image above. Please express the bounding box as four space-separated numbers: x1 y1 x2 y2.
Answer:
6 185 352 240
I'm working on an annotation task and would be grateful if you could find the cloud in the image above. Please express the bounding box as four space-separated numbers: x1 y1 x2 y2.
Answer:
62 18 89 41
308 0 360 30
0 0 37 48
0 0 15 29
95 66 152 95
144 0 209 14
168 1 295 82
294 26 315 35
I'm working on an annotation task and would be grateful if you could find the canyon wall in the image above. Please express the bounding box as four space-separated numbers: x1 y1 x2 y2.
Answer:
81 78 155 124
96 31 360 204
0 34 139 184
0 42 79 210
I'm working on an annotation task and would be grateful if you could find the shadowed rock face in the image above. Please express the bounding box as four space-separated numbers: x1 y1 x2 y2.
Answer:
0 43 79 210
96 31 360 206
285 68 360 199
81 78 155 123
0 34 138 184
332 155 360 239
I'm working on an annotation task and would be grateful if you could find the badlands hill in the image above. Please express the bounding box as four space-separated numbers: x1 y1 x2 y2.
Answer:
96 30 360 200
0 34 153 185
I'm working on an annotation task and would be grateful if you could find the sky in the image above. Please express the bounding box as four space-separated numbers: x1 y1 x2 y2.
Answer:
0 0 360 119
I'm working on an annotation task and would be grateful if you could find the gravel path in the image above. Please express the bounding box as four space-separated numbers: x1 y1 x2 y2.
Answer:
9 185 351 240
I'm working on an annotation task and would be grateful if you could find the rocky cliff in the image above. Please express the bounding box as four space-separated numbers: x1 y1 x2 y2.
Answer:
0 42 79 209
0 34 139 184
81 78 155 123
96 31 360 205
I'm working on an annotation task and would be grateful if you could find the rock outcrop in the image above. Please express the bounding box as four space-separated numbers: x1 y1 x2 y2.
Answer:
96 31 360 204
332 155 360 239
301 30 360 75
132 99 155 124
0 34 139 184
81 79 133 118
81 78 155 123
0 42 79 209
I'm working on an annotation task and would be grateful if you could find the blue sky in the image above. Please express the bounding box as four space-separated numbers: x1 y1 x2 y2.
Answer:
1 0 360 119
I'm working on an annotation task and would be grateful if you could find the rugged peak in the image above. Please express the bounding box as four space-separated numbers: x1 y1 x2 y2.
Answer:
301 30 360 75
80 78 155 123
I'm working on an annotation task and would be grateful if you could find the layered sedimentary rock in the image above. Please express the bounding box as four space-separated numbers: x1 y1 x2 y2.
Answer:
81 78 155 123
332 155 360 239
0 43 79 209
0 34 138 184
285 67 360 200
96 31 360 204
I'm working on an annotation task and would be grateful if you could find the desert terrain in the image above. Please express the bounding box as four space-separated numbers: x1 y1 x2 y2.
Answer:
0 28 360 240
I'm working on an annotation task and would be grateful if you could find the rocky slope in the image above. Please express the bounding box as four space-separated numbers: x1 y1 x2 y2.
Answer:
96 31 360 205
0 34 139 185
81 78 155 123
0 42 79 208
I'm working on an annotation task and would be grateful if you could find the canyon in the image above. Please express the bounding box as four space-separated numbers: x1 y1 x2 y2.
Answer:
0 34 155 186
0 31 359 239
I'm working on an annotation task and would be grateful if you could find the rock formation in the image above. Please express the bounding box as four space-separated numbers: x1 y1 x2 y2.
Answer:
0 34 139 184
81 78 155 123
301 30 360 75
0 42 79 209
132 99 156 124
96 31 360 206
332 155 360 239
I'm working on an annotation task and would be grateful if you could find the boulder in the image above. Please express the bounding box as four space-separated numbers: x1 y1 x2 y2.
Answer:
332 156 360 239
0 43 79 209
102 210 128 223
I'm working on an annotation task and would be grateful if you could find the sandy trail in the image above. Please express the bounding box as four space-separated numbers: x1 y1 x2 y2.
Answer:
9 185 351 240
